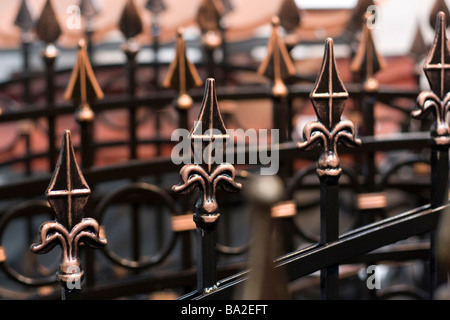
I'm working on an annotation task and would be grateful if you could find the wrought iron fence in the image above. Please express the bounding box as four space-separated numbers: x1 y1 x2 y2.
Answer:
0 0 447 302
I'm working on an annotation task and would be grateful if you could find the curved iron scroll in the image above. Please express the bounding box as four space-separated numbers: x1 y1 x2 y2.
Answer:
94 182 179 270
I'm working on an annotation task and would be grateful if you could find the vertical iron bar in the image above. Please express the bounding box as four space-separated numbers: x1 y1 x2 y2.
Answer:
319 174 340 299
430 145 449 295
43 48 57 172
124 43 139 160
22 36 31 105
152 17 161 90
196 225 218 292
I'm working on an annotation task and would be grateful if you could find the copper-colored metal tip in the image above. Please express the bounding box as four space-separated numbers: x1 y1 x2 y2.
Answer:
119 0 144 39
430 0 450 30
36 0 62 44
14 0 34 30
78 39 87 50
278 0 301 33
272 16 280 27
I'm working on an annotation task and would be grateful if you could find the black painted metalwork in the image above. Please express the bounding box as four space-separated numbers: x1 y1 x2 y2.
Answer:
14 0 33 105
36 0 62 172
119 0 144 160
0 1 449 301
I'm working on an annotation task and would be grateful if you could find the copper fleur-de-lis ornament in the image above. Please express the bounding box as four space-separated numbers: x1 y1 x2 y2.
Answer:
172 78 242 231
31 130 107 297
298 38 361 177
413 11 450 145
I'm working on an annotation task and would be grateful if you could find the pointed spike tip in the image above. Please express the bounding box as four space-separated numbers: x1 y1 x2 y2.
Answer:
177 27 184 37
272 16 280 27
325 37 334 46
438 10 447 27
78 39 87 50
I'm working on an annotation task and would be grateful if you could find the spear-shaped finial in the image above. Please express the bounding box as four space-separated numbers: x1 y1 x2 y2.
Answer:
258 16 297 98
64 39 104 123
298 38 361 176
163 28 203 110
119 0 144 40
409 25 429 63
277 0 301 49
14 0 33 31
45 131 91 230
36 0 62 45
31 130 107 299
413 11 450 145
196 0 224 49
430 0 450 30
350 13 386 92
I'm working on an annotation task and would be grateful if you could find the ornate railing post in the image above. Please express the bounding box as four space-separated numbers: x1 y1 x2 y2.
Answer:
31 130 107 300
36 0 62 172
119 0 144 160
64 39 104 170
298 38 361 299
412 11 450 296
163 28 203 130
172 78 242 294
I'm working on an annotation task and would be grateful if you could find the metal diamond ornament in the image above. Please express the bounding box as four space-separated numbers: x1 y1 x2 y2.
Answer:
310 38 348 131
46 131 90 231
423 11 450 100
